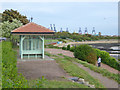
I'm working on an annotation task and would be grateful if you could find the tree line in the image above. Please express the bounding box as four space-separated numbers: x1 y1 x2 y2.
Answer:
0 9 118 44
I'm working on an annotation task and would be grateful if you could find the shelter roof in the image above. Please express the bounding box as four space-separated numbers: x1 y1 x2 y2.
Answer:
11 22 54 35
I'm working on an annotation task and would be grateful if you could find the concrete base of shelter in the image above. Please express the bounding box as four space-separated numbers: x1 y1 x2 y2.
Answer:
17 55 54 61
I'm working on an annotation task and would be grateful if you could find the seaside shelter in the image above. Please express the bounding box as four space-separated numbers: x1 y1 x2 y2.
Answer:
11 22 54 59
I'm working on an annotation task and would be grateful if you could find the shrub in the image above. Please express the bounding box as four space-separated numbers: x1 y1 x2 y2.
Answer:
118 59 120 61
67 45 70 50
70 46 75 52
74 45 97 65
95 48 120 71
62 47 67 50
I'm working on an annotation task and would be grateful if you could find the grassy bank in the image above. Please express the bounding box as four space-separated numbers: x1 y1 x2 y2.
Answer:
2 41 29 88
45 52 105 88
58 54 120 84
55 57 104 88
75 59 120 84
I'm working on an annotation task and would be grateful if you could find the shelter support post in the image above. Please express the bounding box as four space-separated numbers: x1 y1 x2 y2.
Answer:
20 35 25 59
42 36 44 59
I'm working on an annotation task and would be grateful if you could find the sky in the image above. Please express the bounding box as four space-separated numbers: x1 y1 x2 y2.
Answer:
0 0 118 35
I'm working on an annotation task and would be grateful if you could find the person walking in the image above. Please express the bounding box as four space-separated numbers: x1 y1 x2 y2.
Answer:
98 56 101 67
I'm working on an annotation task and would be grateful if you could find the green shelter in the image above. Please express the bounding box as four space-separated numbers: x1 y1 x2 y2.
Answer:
11 22 54 59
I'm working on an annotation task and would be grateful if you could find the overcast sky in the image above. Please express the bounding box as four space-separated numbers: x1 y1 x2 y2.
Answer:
1 0 118 35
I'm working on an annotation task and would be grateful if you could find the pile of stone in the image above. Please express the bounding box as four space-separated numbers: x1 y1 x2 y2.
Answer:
69 77 95 88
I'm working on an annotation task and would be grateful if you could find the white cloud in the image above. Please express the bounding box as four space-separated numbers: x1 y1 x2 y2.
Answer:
0 0 119 2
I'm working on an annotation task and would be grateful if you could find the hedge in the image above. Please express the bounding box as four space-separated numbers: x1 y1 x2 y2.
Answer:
74 45 97 65
67 45 70 50
95 48 120 71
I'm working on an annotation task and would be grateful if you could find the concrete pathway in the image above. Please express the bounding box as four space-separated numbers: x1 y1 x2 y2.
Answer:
17 60 71 81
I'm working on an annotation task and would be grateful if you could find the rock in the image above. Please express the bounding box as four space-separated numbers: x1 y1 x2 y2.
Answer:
72 80 75 82
78 78 85 83
69 77 79 81
78 81 84 84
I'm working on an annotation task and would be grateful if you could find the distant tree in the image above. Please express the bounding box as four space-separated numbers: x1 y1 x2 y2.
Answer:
0 19 23 42
2 9 29 25
54 32 70 39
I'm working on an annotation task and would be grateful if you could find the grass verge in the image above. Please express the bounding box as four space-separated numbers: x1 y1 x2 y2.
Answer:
28 78 89 88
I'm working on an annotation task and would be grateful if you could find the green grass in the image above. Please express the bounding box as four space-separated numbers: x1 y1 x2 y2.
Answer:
54 57 104 88
44 39 58 44
45 51 58 57
58 54 120 84
41 80 89 88
45 52 105 88
28 79 89 88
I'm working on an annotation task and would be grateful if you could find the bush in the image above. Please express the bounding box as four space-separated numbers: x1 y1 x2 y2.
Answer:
67 45 70 50
70 46 75 52
62 47 67 50
74 45 97 65
95 48 120 71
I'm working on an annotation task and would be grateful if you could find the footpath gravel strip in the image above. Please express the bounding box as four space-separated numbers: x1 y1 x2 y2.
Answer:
73 62 118 88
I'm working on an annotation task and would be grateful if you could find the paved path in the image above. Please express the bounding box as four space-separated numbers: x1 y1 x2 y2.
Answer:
45 48 118 74
17 60 71 81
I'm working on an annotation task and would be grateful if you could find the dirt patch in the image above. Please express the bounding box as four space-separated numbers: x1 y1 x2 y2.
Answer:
17 60 71 81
